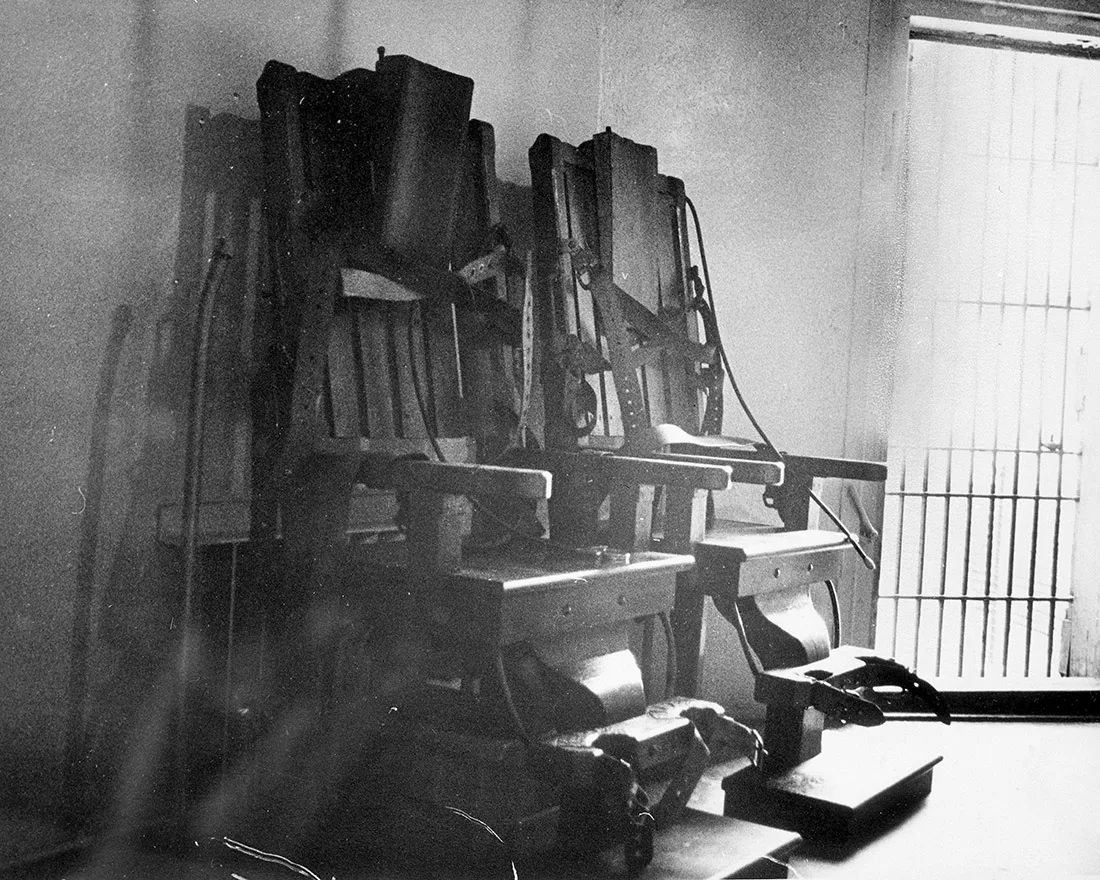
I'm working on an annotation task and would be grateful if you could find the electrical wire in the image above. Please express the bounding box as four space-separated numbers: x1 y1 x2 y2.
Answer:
684 195 875 572
825 579 843 648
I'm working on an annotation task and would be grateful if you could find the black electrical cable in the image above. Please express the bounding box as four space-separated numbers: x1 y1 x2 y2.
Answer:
825 579 843 648
407 304 449 465
684 195 875 572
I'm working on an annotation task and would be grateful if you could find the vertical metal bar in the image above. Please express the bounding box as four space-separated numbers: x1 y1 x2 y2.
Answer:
912 429 933 670
958 51 999 677
1024 66 1063 675
935 300 957 675
911 47 950 672
1048 72 1085 674
1002 54 1041 677
981 54 1020 677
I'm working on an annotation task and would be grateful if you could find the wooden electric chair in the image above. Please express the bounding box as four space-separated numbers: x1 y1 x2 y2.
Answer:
530 128 950 844
255 57 800 878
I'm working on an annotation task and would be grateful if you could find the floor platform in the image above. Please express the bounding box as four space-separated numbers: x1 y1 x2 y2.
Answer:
722 724 942 843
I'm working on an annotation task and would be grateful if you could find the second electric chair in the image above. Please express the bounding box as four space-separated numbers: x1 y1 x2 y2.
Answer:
529 127 950 844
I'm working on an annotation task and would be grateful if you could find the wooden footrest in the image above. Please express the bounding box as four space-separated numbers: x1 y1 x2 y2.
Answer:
531 808 802 879
722 725 942 844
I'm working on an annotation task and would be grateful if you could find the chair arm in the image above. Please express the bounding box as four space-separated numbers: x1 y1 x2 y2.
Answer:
780 454 887 483
390 459 552 500
515 449 731 491
651 451 784 487
671 445 886 483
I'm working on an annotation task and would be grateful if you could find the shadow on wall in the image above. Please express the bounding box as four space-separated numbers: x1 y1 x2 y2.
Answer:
57 4 351 838
72 77 543 864
74 105 265 824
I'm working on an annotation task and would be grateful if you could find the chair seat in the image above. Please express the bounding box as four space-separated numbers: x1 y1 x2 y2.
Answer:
377 542 693 646
701 520 852 562
693 523 854 599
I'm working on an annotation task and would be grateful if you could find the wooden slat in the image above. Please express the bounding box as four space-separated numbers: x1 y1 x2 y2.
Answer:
391 460 551 499
389 302 427 437
355 302 396 439
326 301 361 438
422 300 464 436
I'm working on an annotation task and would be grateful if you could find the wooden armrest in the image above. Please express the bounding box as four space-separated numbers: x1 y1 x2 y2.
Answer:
390 459 551 500
671 446 886 483
514 449 730 491
656 451 784 486
781 454 887 482
607 455 731 491
354 439 475 488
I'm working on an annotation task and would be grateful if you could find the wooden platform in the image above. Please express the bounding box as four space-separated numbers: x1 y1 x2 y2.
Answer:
721 725 941 843
530 809 800 879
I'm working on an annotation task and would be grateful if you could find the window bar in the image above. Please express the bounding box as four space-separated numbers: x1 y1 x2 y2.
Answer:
1048 451 1071 675
930 48 969 675
978 363 998 674
1001 55 1042 677
880 593 1073 603
957 419 979 675
891 490 1075 501
997 329 1024 677
1024 68 1064 676
1047 72 1086 675
893 441 1086 453
951 299 1088 311
934 301 961 675
1024 423 1047 675
910 51 952 672
958 54 998 677
911 403 934 670
981 54 1020 676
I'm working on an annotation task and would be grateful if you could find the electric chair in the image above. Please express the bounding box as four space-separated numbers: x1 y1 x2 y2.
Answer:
254 56 801 877
529 127 950 844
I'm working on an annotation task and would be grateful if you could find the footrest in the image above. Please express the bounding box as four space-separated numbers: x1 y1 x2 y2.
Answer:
722 726 942 844
531 809 802 878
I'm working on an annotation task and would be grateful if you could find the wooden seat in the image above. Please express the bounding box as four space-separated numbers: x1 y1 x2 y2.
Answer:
530 127 945 843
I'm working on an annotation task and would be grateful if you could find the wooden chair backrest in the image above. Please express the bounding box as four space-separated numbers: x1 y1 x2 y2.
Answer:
255 59 477 486
530 129 712 453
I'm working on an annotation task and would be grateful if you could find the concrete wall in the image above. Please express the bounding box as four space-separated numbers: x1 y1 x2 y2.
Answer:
0 0 909 834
